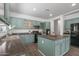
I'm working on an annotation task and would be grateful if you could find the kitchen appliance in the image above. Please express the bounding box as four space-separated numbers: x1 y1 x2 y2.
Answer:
33 31 39 43
46 29 50 35
70 23 79 46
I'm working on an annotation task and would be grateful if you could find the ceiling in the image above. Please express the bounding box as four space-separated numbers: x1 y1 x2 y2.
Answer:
0 3 79 19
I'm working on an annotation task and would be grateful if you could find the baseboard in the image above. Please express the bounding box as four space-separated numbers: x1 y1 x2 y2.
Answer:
38 49 46 56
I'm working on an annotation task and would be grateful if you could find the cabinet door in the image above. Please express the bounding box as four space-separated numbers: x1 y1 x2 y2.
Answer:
20 35 34 45
60 38 66 55
65 37 70 53
20 35 26 45
24 35 34 44
43 38 54 56
29 35 34 43
38 37 43 50
45 22 50 29
11 18 24 29
54 40 61 56
38 37 54 56
40 22 46 30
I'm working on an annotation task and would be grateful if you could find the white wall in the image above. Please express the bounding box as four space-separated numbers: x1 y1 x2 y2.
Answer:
50 20 54 35
59 15 64 35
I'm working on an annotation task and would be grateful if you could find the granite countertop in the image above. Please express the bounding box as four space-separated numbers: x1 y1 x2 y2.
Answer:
8 29 34 35
0 29 34 40
38 34 70 41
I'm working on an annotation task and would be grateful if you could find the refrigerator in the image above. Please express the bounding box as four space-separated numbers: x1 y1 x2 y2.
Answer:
71 23 79 46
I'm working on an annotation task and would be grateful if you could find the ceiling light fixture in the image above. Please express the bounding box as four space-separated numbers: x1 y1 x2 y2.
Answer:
49 14 53 16
72 3 76 7
33 8 36 11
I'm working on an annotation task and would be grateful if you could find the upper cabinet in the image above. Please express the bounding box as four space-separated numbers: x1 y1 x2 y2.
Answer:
10 17 50 30
45 22 50 29
40 22 45 30
10 17 24 29
64 18 79 31
24 20 33 29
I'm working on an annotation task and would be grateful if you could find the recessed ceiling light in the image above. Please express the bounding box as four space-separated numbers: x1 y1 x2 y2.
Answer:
72 3 76 7
33 8 36 11
49 14 53 16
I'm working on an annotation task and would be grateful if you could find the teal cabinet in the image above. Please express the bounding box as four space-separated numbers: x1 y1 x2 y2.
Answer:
54 40 61 56
20 34 34 45
40 22 50 30
44 39 53 55
32 21 40 26
11 17 24 29
38 37 54 56
38 36 70 56
10 17 50 30
64 18 79 31
40 22 46 30
65 37 70 52
45 22 50 29
60 39 66 55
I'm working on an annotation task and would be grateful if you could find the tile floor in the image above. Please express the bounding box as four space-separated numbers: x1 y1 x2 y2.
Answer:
0 35 79 56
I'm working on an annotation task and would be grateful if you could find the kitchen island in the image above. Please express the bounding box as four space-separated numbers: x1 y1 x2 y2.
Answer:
38 34 70 56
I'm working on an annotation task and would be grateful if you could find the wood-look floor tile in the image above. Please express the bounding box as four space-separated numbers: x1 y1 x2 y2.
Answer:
1 35 79 56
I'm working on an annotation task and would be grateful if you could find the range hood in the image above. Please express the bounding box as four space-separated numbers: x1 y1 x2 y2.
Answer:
0 3 10 26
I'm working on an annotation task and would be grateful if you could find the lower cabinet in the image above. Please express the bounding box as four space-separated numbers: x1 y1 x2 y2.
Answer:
65 37 70 53
60 39 66 55
20 34 34 45
38 37 54 56
54 40 61 56
38 36 70 56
